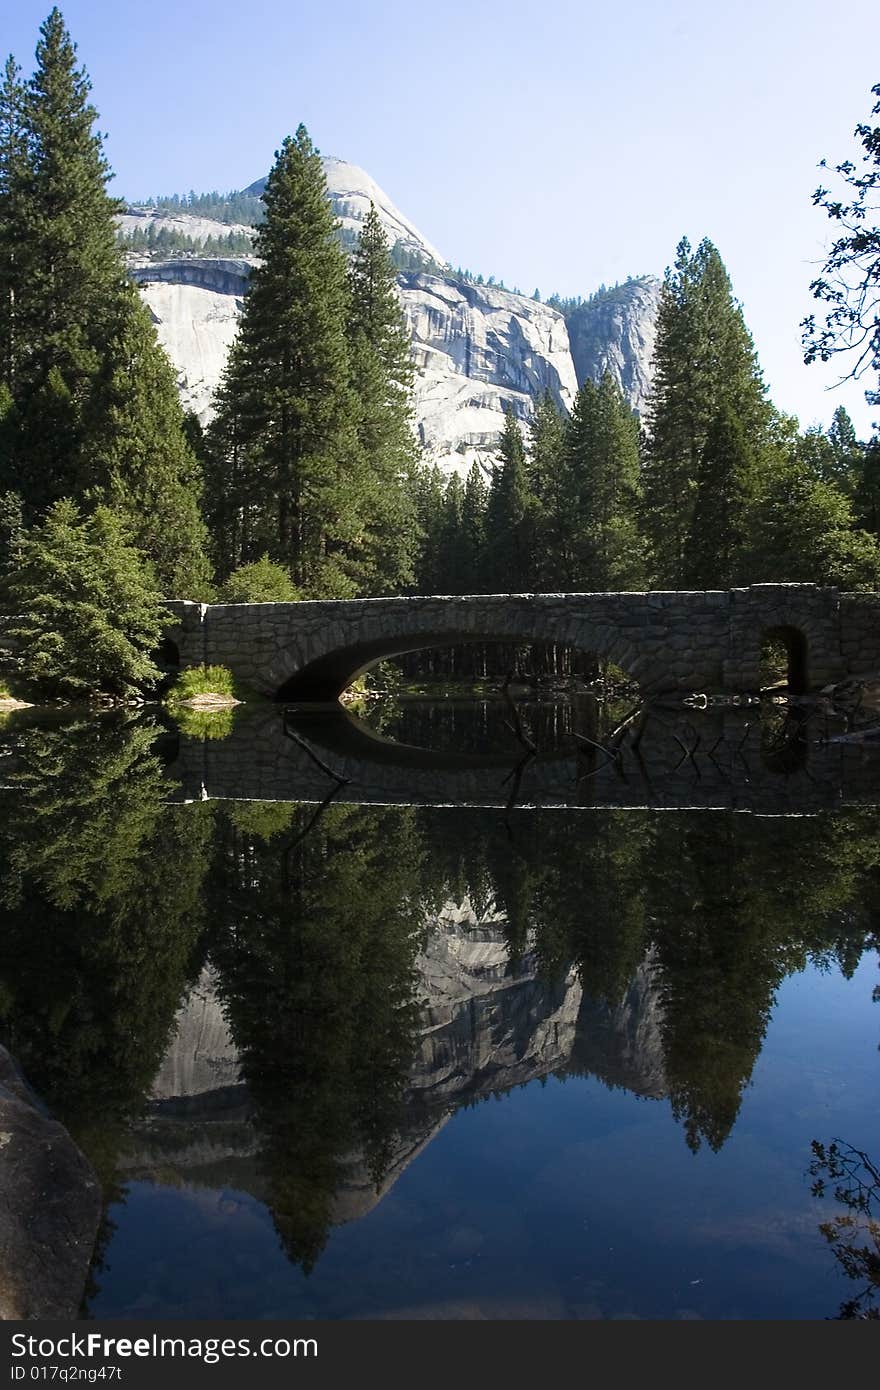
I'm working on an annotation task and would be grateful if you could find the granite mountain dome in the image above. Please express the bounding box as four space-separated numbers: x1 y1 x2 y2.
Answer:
126 157 660 476
246 156 447 269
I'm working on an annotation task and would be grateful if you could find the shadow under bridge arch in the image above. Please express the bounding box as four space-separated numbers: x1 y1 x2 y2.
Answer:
273 603 657 702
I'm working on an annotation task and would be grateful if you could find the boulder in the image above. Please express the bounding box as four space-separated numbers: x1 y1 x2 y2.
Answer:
0 1047 101 1320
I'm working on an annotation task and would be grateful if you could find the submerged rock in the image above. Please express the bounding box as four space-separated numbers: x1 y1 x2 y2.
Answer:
0 1047 101 1320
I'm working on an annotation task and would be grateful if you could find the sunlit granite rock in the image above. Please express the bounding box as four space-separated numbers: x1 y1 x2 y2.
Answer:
123 156 659 472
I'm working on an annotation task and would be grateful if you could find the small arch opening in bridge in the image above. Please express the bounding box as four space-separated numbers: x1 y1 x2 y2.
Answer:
156 636 181 671
153 636 181 692
760 626 808 695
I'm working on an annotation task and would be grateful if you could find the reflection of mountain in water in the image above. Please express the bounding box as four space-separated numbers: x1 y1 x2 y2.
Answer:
121 900 667 1230
2 714 876 1289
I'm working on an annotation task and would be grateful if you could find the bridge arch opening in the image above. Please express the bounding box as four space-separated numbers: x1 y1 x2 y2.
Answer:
157 636 181 669
275 632 646 704
157 636 180 667
760 626 808 695
378 639 610 689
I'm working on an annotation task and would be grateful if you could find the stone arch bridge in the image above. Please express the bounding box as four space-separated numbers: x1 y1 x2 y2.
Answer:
163 584 880 700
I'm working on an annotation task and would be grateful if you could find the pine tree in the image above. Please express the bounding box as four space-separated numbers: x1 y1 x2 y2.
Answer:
411 463 445 592
825 404 864 493
346 203 419 594
484 410 535 590
684 405 756 588
855 436 880 537
562 372 647 591
205 125 359 596
439 472 479 593
3 499 169 698
742 450 880 589
0 56 27 392
0 9 210 593
642 238 771 586
218 554 299 603
202 338 256 579
527 389 567 588
86 300 213 595
460 462 488 592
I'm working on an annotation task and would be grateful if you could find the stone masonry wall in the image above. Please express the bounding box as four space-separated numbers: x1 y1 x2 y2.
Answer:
162 584 880 700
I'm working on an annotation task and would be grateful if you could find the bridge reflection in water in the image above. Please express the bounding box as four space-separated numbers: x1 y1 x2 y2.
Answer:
165 702 880 815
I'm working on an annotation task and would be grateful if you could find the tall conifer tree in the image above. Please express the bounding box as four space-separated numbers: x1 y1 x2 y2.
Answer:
439 472 467 593
206 125 360 596
683 405 756 589
0 9 210 592
642 238 771 586
484 410 534 590
460 462 488 592
561 372 646 591
411 463 445 593
528 389 567 588
345 203 419 593
0 56 27 393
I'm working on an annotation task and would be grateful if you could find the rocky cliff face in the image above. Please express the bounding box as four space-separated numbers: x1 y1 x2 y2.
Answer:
150 964 240 1102
126 156 659 475
402 273 578 474
565 279 661 420
137 274 244 422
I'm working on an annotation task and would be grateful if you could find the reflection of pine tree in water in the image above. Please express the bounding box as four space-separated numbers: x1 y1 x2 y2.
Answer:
645 817 771 1151
415 805 880 1154
646 813 880 1152
0 717 213 1177
427 815 672 1014
529 813 652 1003
207 802 424 1272
415 808 652 996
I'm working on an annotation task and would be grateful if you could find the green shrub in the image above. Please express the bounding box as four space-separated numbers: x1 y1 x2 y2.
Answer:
218 555 299 603
165 664 236 703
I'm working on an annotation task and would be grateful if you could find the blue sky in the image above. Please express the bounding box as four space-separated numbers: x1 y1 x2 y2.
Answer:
5 0 879 433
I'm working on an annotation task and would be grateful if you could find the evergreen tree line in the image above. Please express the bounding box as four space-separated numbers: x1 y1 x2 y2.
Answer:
0 11 421 696
138 188 266 225
126 197 445 277
414 237 880 619
116 221 254 257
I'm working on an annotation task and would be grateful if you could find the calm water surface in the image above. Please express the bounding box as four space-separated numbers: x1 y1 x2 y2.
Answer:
0 697 878 1320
